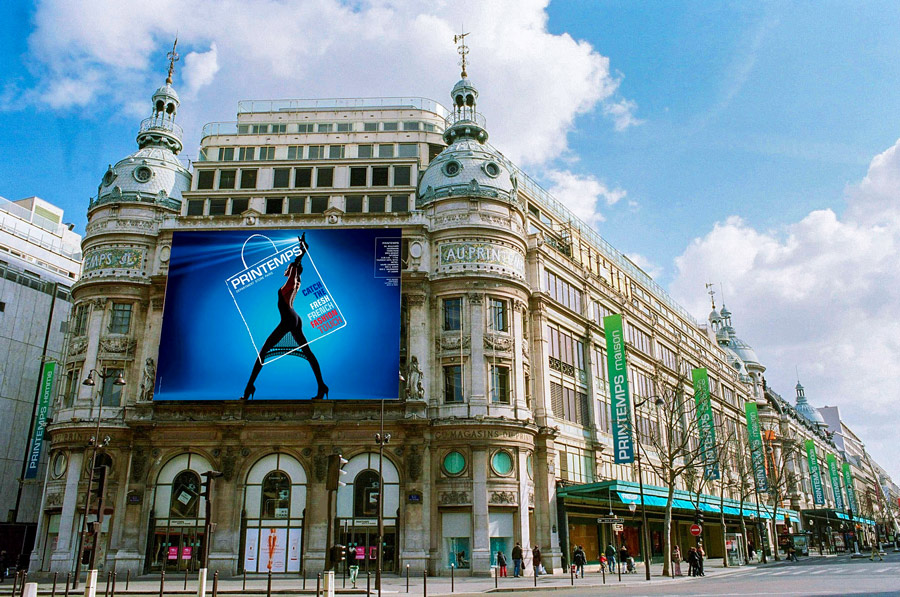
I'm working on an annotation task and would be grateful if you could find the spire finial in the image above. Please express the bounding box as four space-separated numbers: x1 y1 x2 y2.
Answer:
453 29 470 78
705 282 716 309
166 37 179 85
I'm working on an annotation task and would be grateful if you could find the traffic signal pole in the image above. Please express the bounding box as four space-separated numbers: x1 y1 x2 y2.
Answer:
199 471 223 597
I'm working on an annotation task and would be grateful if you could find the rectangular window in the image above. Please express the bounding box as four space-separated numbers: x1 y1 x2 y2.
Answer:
287 197 305 214
423 122 436 132
550 382 589 426
208 198 227 215
219 147 235 161
372 166 389 186
240 169 258 189
368 195 386 213
218 169 237 189
109 303 132 334
488 298 508 332
398 143 418 157
308 145 325 159
309 196 328 213
63 369 78 408
297 123 314 133
294 167 312 188
317 123 333 133
238 146 255 161
271 123 286 133
393 166 411 186
363 122 378 132
316 167 334 187
250 124 268 134
444 365 463 403
490 365 510 404
659 343 677 371
72 304 89 336
196 170 215 189
258 146 275 160
345 196 363 213
443 297 462 331
378 144 395 158
186 200 204 216
357 144 373 158
543 269 583 314
238 124 249 134
328 145 344 159
597 398 611 432
382 122 398 131
336 122 352 132
403 121 420 131
265 197 283 214
273 168 291 188
287 146 303 160
625 323 652 355
231 198 249 214
100 368 124 407
390 195 409 213
349 167 367 186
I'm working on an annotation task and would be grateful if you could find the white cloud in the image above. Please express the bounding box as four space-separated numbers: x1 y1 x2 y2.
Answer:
625 252 662 279
544 169 627 226
23 0 637 165
602 97 643 131
670 138 900 480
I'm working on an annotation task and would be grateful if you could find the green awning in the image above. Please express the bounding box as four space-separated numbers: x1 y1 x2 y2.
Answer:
617 491 669 508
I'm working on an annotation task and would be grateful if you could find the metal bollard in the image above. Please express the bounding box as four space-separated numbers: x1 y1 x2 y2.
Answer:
126 570 131 591
21 571 29 596
570 564 574 586
602 564 605 584
212 571 219 597
11 572 19 597
534 567 537 587
316 573 320 597
406 564 409 593
494 567 498 589
159 570 165 597
302 572 306 591
266 570 272 597
112 572 117 597
450 563 454 593
65 572 72 597
423 571 427 597
52 571 59 597
366 571 370 596
242 570 246 591
105 570 112 597
184 567 189 590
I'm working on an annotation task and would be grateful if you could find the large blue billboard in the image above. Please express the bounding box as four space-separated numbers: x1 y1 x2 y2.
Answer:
155 228 401 401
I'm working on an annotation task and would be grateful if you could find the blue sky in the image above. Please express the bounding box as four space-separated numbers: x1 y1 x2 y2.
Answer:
3 0 900 480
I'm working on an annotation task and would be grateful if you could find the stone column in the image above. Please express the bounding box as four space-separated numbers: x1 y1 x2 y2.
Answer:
467 293 486 415
533 430 561 572
471 448 490 574
77 300 106 403
529 302 551 424
516 447 531 551
50 449 84 572
512 300 529 419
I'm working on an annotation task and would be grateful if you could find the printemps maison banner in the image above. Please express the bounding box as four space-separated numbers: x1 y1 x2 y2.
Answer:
155 229 401 401
604 313 634 464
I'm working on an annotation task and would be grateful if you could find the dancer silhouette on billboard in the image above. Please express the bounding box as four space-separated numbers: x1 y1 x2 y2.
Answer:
242 234 328 400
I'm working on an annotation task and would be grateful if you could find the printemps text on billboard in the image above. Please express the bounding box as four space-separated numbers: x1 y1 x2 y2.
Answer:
155 229 401 401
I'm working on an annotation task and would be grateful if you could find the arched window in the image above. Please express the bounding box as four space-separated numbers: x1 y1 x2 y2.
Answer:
169 470 201 518
261 471 291 519
353 470 381 518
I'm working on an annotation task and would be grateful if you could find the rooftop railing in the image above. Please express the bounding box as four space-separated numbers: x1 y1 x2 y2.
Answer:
237 97 451 118
0 205 81 260
138 116 184 139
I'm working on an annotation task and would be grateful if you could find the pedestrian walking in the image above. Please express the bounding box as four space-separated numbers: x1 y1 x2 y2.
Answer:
619 544 634 573
687 547 699 577
599 553 608 573
696 542 706 576
573 545 586 578
605 543 618 573
532 545 542 577
496 550 508 576
672 545 683 577
511 542 523 577
787 545 798 562
870 544 883 561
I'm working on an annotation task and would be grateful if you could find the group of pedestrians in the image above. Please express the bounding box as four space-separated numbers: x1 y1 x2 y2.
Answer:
495 542 543 578
671 543 705 577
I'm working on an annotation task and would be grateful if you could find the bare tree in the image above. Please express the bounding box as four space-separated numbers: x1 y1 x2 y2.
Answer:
641 372 705 577
726 425 758 563
760 423 800 561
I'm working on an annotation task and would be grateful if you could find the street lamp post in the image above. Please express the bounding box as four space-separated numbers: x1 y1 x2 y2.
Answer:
374 399 391 597
633 396 663 581
73 368 125 589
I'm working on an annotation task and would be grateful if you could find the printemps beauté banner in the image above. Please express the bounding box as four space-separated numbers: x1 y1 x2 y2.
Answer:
843 462 858 514
155 229 401 401
744 402 768 492
604 314 634 464
805 440 826 506
827 454 844 511
691 368 720 480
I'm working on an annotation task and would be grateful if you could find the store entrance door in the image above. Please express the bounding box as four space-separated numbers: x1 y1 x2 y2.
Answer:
341 525 396 574
149 526 204 572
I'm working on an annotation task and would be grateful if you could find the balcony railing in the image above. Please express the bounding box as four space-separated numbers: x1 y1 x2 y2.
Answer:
138 116 183 139
236 97 451 118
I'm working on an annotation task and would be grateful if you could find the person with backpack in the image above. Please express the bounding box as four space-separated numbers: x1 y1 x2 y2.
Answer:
532 545 543 577
496 550 508 576
605 543 618 573
511 542 523 577
573 545 586 578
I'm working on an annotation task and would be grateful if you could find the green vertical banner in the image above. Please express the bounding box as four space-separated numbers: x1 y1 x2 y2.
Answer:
691 367 719 480
805 440 825 505
604 314 634 464
827 454 844 511
842 462 858 514
744 402 768 493
25 361 56 479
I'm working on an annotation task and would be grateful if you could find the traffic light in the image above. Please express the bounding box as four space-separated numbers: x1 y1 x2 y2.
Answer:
91 465 108 507
201 470 224 499
326 454 348 491
331 545 346 566
694 510 704 525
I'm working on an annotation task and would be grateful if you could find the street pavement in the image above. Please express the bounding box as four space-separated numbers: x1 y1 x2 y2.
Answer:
3 551 900 596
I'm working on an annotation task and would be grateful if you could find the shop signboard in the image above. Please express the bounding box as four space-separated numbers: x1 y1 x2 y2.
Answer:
155 229 401 401
805 440 826 506
744 401 768 492
692 368 719 480
25 361 55 479
827 454 844 511
842 463 858 515
604 314 633 464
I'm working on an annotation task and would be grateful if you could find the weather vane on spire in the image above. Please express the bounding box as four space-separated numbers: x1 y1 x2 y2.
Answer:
453 29 470 78
166 37 180 85
705 282 716 309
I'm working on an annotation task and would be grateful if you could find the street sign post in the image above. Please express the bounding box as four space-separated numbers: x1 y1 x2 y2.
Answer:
613 524 624 532
596 517 625 524
690 524 703 537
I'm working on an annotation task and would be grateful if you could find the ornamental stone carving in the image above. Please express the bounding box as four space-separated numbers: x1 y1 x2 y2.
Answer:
140 358 156 401
405 356 425 400
314 446 328 482
131 449 147 483
406 445 422 482
69 337 88 357
489 491 517 505
46 491 64 507
406 294 426 307
222 446 237 481
440 491 470 505
437 335 471 351
99 336 137 354
484 333 513 352
467 292 484 305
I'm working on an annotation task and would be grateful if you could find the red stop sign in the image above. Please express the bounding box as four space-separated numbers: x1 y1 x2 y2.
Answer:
690 524 702 536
